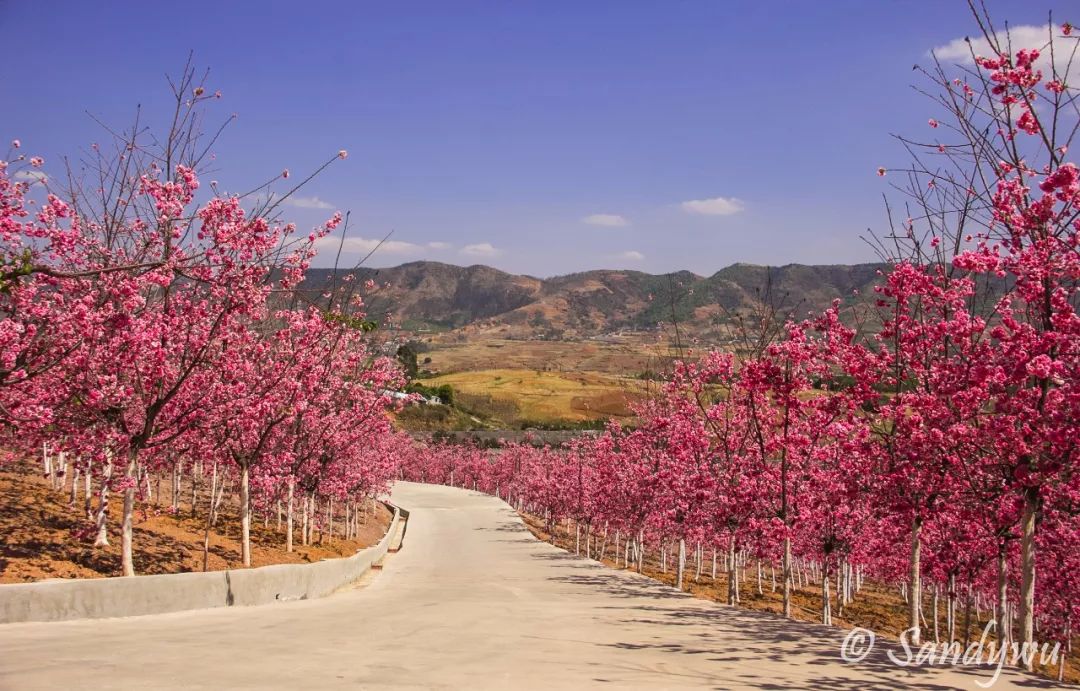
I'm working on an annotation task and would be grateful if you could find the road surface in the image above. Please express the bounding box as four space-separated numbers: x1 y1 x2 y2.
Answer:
0 482 1064 689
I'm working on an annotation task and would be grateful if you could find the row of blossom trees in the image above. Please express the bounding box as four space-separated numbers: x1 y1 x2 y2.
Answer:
404 15 1080 673
1 67 411 575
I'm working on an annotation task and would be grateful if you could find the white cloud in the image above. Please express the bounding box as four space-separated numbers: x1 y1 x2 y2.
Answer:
14 170 48 183
932 24 1069 77
460 242 501 258
426 241 451 250
314 236 416 255
282 194 334 210
582 213 628 227
618 250 644 261
681 196 745 216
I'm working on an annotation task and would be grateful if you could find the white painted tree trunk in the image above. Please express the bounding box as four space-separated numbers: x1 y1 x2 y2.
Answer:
55 451 67 491
93 453 113 547
201 462 224 572
120 449 138 576
822 562 832 625
909 516 923 645
69 466 79 506
171 463 181 512
933 584 941 643
947 572 956 642
727 540 738 605
1019 488 1037 671
301 494 309 546
782 538 792 617
240 463 251 567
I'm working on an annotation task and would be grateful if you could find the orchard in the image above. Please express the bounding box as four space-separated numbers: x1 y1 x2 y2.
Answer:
2 7 1078 685
402 17 1080 677
1 65 413 577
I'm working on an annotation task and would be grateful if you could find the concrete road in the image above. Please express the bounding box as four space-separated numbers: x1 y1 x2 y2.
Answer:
0 482 1065 690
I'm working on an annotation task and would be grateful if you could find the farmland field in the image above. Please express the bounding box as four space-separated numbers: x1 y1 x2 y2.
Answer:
417 367 650 424
421 337 678 377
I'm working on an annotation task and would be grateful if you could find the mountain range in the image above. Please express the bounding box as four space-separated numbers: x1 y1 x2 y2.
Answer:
304 261 887 340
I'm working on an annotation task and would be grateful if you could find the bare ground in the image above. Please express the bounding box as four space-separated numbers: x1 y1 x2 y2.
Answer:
0 462 391 582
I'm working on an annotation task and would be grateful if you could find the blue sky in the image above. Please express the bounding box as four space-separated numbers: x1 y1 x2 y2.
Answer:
2 1 1072 276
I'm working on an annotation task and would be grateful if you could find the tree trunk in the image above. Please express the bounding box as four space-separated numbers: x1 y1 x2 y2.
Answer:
172 463 181 512
909 516 923 645
327 497 334 544
240 463 251 567
997 544 1008 645
141 467 152 505
782 537 792 618
120 449 138 576
1019 487 1038 671
948 572 956 642
190 463 199 517
676 538 686 590
93 453 113 547
83 458 93 520
963 583 973 649
42 442 51 485
302 494 310 546
727 540 738 605
201 463 218 572
286 481 295 552
933 584 940 643
69 466 79 507
822 560 832 625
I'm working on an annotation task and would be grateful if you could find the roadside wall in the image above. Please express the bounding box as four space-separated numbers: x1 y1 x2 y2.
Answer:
0 504 400 624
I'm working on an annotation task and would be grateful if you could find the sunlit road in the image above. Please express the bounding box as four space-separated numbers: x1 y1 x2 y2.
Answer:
0 482 1062 690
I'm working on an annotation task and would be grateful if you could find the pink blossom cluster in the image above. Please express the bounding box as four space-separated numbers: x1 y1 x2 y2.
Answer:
0 156 412 574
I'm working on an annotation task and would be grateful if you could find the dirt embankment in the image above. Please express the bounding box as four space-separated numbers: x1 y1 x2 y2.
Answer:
0 463 391 583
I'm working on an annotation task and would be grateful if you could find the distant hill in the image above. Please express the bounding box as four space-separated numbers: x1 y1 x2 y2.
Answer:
302 261 887 339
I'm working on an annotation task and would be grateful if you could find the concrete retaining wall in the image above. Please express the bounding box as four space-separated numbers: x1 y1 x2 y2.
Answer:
0 504 401 624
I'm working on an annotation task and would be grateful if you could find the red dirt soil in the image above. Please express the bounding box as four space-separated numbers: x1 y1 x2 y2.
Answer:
0 462 392 583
